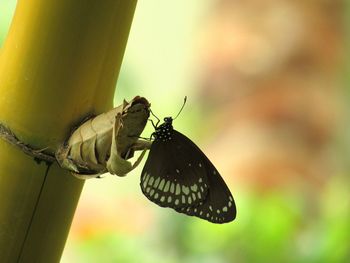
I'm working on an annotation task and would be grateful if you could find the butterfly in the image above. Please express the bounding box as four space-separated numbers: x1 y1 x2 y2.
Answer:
140 98 236 224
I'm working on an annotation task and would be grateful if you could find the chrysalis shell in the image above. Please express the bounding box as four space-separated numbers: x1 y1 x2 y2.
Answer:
56 96 151 179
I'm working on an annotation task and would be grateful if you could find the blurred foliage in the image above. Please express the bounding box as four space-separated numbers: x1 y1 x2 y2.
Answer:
1 0 350 263
0 0 16 45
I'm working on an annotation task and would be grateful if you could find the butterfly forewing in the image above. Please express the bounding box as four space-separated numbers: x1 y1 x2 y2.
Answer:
141 131 209 209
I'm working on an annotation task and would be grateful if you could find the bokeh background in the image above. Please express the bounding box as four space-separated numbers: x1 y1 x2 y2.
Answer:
1 1 350 262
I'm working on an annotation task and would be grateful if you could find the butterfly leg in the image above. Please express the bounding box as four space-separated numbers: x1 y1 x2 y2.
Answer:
123 139 151 160
128 135 152 141
148 118 159 129
149 109 160 128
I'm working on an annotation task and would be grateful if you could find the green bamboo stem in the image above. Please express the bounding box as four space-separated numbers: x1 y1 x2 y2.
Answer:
0 1 137 262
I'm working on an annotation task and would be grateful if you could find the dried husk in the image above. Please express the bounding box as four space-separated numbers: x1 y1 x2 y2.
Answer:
56 96 151 178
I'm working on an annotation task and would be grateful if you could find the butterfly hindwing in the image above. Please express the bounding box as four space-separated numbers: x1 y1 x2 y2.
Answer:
140 131 209 209
176 158 236 223
166 131 236 223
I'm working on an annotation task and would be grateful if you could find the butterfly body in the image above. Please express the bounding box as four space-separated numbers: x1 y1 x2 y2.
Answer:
141 116 236 224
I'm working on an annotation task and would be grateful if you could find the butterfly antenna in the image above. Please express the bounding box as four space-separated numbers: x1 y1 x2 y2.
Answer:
173 96 187 120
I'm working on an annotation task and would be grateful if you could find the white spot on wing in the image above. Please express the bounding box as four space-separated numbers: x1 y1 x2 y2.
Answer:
192 193 196 201
149 176 154 185
170 183 175 193
176 184 181 195
143 173 150 188
144 173 150 181
154 177 160 187
158 179 165 190
182 186 190 195
190 184 198 192
163 180 170 192
188 196 192 204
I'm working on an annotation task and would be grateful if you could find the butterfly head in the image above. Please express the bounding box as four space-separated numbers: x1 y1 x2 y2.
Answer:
150 97 186 142
163 117 173 124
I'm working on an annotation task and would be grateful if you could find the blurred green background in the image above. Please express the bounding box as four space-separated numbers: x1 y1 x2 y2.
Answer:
1 1 350 262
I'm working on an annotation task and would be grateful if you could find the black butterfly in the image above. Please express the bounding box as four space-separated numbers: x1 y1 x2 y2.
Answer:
140 101 236 224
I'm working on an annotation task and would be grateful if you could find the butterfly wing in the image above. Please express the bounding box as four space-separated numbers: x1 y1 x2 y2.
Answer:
140 131 210 209
168 131 236 223
141 129 236 224
176 159 236 224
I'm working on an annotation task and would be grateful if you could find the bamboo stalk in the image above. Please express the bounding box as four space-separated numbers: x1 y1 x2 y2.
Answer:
0 1 137 262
